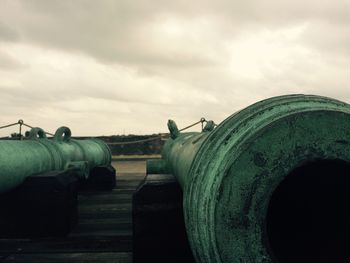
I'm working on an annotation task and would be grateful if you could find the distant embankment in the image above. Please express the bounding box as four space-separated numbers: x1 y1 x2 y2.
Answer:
1 134 167 156
88 134 166 156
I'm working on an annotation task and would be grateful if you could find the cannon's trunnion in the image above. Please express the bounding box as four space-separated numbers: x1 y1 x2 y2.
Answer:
134 94 350 263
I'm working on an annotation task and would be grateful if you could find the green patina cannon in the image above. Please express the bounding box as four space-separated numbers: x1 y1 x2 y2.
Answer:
0 126 111 193
148 94 350 263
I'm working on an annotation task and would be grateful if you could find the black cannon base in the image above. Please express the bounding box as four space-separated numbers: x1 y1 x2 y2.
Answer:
0 170 79 238
132 173 195 263
80 165 116 191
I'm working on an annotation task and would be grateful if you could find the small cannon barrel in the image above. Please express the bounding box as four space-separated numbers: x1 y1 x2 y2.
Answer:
148 94 350 263
0 126 111 193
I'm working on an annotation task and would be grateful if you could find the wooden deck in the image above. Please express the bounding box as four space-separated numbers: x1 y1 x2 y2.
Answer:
0 160 146 263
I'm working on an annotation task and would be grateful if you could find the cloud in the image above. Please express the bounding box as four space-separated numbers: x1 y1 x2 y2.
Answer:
1 0 349 80
0 0 350 136
0 0 222 70
2 0 348 70
0 44 222 136
0 20 20 42
0 51 25 70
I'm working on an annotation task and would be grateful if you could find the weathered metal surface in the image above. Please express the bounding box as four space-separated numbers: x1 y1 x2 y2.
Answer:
149 94 350 263
0 126 111 193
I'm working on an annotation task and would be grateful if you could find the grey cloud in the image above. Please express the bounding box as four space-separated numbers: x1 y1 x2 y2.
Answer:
0 0 236 71
302 22 350 56
1 0 350 135
1 0 347 74
0 21 20 42
0 51 25 70
0 80 184 108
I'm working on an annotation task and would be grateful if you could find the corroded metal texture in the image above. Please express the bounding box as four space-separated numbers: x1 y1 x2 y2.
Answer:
149 94 350 263
0 126 111 193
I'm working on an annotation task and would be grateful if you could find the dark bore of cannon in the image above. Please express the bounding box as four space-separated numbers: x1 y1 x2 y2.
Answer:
267 159 350 263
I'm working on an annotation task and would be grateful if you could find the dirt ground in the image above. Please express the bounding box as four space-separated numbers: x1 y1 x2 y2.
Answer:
112 160 146 174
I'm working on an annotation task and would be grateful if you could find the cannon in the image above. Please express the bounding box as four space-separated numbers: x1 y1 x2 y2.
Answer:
0 126 112 193
0 126 114 237
147 94 350 263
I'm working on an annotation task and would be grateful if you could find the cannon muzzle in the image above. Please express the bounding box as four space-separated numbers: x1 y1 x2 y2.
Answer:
148 94 350 263
0 126 111 193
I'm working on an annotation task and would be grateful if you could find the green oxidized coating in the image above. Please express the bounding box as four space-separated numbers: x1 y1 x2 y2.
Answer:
0 126 111 193
150 94 350 263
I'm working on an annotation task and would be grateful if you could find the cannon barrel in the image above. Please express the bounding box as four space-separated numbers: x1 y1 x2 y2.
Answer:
0 126 111 193
148 94 350 263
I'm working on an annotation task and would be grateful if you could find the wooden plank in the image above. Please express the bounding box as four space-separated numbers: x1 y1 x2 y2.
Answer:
79 193 132 200
72 220 132 234
116 180 143 186
69 229 132 237
117 176 145 181
78 210 131 220
70 228 132 237
1 252 132 263
117 173 145 179
80 189 135 195
0 236 132 254
113 183 141 190
78 195 132 205
78 203 131 213
77 217 130 225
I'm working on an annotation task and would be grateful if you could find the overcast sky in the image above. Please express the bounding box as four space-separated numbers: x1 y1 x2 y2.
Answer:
0 0 350 136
